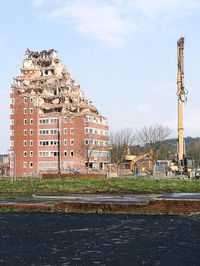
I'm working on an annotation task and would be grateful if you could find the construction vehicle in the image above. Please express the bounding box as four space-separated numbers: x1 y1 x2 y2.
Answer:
170 37 195 178
120 151 152 175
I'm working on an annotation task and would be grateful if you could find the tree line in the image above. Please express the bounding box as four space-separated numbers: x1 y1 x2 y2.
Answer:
110 124 200 167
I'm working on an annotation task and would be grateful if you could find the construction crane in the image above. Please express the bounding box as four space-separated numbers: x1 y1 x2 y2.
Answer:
177 37 187 171
171 37 195 177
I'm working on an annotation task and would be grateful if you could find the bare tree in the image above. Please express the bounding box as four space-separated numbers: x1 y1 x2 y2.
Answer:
136 124 172 162
187 139 200 167
0 163 8 177
77 140 99 173
110 128 135 165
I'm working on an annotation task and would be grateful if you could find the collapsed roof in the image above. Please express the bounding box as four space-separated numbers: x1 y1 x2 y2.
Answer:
12 49 104 118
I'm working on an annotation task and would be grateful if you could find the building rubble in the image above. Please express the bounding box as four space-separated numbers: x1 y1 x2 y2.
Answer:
12 49 104 118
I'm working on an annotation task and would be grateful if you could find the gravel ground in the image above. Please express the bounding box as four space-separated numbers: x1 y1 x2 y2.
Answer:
0 212 199 266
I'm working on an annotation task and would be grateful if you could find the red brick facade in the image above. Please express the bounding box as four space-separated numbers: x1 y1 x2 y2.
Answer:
10 50 109 177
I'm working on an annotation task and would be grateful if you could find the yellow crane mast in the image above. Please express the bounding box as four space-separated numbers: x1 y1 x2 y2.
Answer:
177 37 187 170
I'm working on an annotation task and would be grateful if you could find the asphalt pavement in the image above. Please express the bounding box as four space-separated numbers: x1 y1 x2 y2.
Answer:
0 212 200 265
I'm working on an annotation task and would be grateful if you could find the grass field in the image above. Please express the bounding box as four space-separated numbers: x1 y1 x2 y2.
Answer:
0 177 200 196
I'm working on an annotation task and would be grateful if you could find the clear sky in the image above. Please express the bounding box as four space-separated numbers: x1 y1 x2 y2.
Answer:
1 0 200 153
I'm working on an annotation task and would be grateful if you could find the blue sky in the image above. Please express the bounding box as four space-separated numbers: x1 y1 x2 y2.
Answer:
1 0 200 153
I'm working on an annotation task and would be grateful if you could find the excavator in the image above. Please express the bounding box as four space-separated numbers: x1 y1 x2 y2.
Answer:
170 37 195 178
120 147 152 175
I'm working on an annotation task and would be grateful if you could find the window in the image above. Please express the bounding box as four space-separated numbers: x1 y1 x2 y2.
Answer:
30 140 33 146
30 129 33 135
24 119 27 125
64 128 67 134
30 119 33 125
24 151 27 157
10 141 14 147
85 128 89 134
64 151 67 157
30 162 33 168
70 117 74 123
64 117 67 123
10 119 14 125
30 151 33 157
64 139 67 146
24 140 27 146
10 109 14 115
70 150 74 157
39 118 49 124
24 108 27 114
85 139 89 145
10 151 14 157
24 129 27 136
23 162 27 168
70 128 74 134
10 130 14 136
30 97 33 103
70 139 74 145
30 108 33 114
24 97 27 103
10 88 14 94
10 98 14 104
10 162 14 168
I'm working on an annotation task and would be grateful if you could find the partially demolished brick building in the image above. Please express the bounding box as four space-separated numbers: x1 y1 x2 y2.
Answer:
10 49 109 177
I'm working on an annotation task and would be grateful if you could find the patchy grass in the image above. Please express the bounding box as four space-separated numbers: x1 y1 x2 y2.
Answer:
0 177 200 196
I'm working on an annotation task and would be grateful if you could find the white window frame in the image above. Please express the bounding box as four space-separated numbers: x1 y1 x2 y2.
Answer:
24 119 27 125
30 118 33 125
70 128 74 134
30 140 33 146
10 141 14 147
70 150 74 157
24 129 27 136
24 151 27 157
23 162 27 168
10 98 14 104
24 140 27 146
24 108 27 114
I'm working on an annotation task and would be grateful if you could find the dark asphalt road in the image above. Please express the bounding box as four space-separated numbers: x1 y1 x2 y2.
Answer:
0 213 200 266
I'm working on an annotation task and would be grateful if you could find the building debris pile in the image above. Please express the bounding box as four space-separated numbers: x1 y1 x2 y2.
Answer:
12 49 101 117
